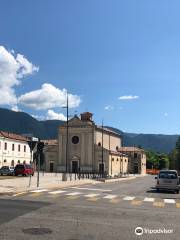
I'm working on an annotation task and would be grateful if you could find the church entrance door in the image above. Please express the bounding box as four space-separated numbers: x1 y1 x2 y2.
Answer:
99 163 104 174
133 163 138 174
50 162 54 172
72 161 78 173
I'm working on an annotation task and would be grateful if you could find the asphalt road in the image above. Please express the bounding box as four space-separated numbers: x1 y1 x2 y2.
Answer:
0 175 179 240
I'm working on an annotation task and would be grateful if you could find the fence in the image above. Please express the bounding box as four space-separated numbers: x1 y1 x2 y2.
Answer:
35 171 107 181
146 169 160 175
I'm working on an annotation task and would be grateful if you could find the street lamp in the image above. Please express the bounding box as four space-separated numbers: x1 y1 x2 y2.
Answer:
101 120 104 177
62 92 69 173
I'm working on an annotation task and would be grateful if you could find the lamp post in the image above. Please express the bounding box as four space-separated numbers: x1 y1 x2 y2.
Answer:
101 120 104 177
62 92 69 178
65 93 69 173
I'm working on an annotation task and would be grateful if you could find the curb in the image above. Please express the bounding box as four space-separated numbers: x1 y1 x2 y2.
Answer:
0 174 146 194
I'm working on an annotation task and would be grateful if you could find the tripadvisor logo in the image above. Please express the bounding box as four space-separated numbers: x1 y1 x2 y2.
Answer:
135 227 143 236
135 227 173 236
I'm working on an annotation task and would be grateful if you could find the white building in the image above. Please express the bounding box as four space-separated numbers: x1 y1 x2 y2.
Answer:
0 131 31 167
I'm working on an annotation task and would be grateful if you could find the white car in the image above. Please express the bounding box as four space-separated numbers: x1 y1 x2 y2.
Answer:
155 170 180 194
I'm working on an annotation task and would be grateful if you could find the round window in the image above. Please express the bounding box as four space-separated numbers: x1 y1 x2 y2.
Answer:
72 136 79 144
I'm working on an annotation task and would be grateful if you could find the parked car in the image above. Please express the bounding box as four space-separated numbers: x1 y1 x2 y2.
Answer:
155 170 180 194
0 166 14 176
14 164 34 176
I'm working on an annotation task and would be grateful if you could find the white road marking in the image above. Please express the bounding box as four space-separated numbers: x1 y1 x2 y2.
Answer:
123 196 135 201
103 194 117 199
48 190 67 195
85 193 100 198
143 197 155 202
71 187 112 192
164 199 176 204
66 192 82 196
30 189 48 193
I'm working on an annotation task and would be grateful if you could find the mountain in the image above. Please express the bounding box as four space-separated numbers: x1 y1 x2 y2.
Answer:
107 126 179 153
0 108 63 139
0 108 179 153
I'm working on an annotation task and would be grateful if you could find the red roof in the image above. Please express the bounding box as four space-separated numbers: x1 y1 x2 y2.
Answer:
0 131 27 142
118 147 145 152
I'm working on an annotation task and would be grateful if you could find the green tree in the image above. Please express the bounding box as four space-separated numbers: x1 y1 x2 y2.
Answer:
169 136 180 173
175 137 180 171
146 150 170 170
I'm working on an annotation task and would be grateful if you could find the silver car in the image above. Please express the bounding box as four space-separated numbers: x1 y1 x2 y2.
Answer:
0 166 14 176
155 170 180 194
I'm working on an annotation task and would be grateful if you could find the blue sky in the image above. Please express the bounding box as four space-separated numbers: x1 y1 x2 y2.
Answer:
0 0 180 134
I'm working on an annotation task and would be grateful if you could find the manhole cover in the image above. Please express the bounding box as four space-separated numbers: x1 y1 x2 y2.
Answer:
22 227 52 235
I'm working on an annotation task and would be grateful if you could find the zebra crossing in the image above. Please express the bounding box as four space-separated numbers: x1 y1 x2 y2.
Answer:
11 188 180 208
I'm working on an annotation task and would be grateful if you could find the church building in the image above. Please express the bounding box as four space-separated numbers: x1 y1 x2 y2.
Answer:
44 112 146 176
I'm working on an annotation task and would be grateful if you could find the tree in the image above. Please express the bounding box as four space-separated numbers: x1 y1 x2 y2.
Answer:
146 150 170 170
169 136 180 173
175 137 180 171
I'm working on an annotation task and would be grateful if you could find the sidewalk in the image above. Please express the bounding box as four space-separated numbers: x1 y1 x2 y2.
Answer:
0 172 147 194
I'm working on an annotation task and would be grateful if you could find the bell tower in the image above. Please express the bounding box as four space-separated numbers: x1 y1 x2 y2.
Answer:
80 112 93 121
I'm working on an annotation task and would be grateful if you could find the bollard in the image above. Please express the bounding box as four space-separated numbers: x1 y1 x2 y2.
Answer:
28 175 31 187
62 173 67 181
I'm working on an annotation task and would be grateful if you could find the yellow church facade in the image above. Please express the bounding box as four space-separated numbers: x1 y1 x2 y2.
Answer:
50 112 145 176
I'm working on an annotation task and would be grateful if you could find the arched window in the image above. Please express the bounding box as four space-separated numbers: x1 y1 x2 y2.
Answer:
98 142 101 147
11 160 14 167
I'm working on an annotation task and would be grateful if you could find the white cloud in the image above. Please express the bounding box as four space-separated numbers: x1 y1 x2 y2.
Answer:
0 46 38 105
11 105 20 112
18 83 81 110
46 110 67 121
31 114 44 120
16 54 39 77
118 95 139 100
31 110 67 121
104 105 114 110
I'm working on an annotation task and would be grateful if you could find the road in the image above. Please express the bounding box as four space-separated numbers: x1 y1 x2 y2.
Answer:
0 175 179 240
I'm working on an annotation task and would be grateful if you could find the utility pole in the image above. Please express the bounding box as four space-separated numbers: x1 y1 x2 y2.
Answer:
101 120 104 177
66 92 69 173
